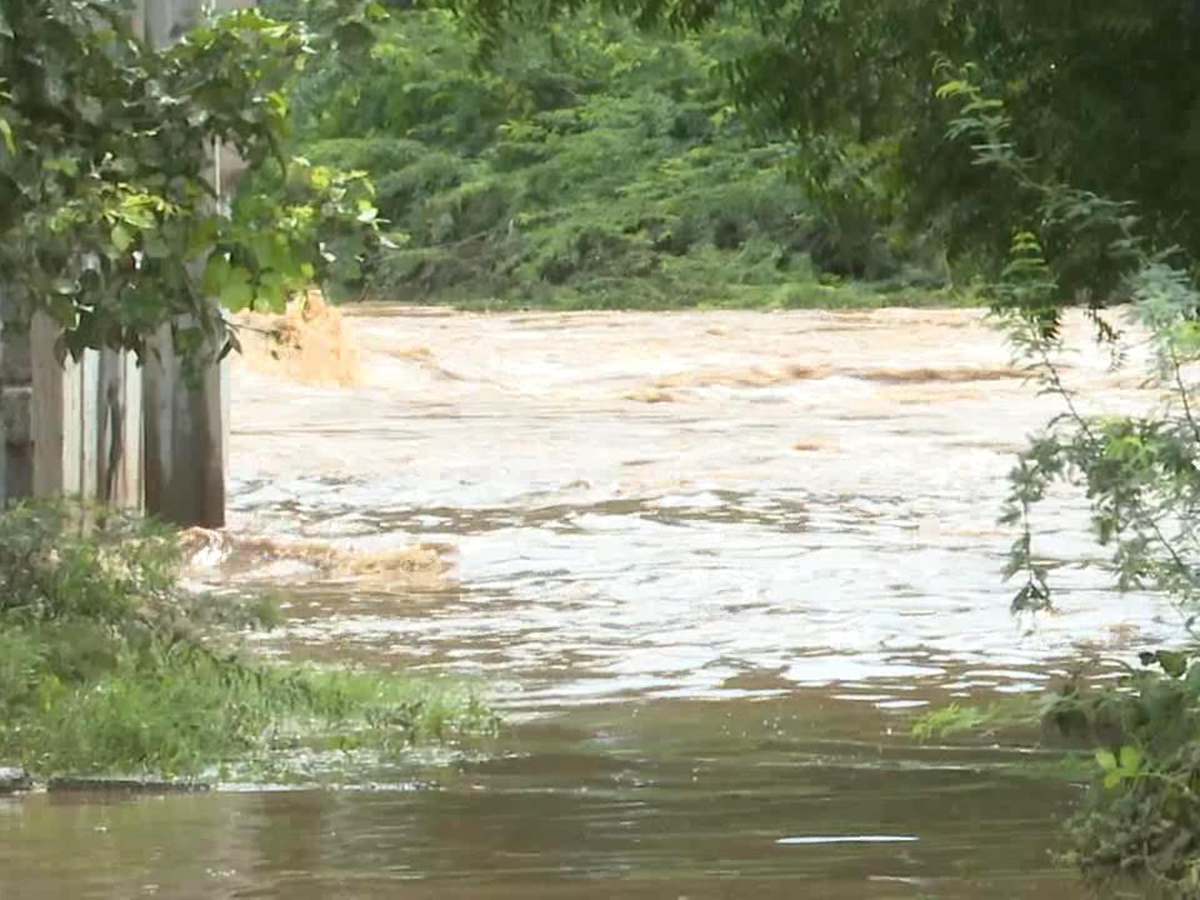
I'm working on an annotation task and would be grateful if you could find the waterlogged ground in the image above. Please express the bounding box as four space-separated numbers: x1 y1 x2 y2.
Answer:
3 307 1177 898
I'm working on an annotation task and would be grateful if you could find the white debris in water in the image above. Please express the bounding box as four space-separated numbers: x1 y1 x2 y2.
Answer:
777 835 920 845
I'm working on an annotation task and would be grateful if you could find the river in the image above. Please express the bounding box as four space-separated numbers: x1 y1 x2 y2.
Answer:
2 306 1174 898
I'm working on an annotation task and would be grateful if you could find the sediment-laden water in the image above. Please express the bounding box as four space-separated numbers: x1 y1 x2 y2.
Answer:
3 306 1173 898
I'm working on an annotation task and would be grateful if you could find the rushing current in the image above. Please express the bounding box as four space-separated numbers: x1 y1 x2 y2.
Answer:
2 306 1176 898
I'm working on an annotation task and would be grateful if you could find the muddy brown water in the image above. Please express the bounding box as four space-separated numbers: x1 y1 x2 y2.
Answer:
2 307 1173 898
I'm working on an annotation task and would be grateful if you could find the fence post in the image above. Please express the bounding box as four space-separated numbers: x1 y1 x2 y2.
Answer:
0 284 33 502
0 283 7 504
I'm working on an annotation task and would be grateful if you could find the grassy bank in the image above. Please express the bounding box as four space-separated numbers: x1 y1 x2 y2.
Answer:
0 503 496 781
432 280 979 313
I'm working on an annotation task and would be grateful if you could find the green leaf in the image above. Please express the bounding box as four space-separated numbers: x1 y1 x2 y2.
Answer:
142 233 171 260
1184 663 1200 693
42 156 80 176
356 202 379 224
333 21 376 58
1157 651 1189 678
1103 771 1122 790
1095 749 1118 771
935 80 972 99
1118 745 1142 774
111 224 134 253
220 280 255 311
217 265 255 311
255 271 287 312
188 218 223 259
0 117 14 155
202 256 233 294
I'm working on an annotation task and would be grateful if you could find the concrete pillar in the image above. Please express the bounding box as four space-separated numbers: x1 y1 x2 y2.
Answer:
143 322 228 527
95 347 144 508
137 0 247 528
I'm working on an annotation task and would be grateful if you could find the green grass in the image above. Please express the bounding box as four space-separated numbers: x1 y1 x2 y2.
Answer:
0 501 498 781
910 696 1048 743
437 281 981 312
0 640 496 779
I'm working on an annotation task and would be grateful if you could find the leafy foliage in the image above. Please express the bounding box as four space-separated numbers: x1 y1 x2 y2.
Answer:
0 0 381 369
933 73 1200 619
910 696 1046 742
1042 655 1200 895
936 70 1200 896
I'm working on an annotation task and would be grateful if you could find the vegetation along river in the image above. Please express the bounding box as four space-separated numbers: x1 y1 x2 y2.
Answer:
2 307 1175 898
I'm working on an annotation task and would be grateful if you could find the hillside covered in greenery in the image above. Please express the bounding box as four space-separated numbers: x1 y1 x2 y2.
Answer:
262 8 950 309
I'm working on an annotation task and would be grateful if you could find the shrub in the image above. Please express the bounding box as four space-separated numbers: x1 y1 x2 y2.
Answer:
929 69 1200 897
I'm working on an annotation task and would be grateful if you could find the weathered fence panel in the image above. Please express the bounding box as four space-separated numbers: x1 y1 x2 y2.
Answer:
30 314 143 509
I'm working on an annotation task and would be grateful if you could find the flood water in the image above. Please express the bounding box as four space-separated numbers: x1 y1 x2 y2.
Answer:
2 307 1174 898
